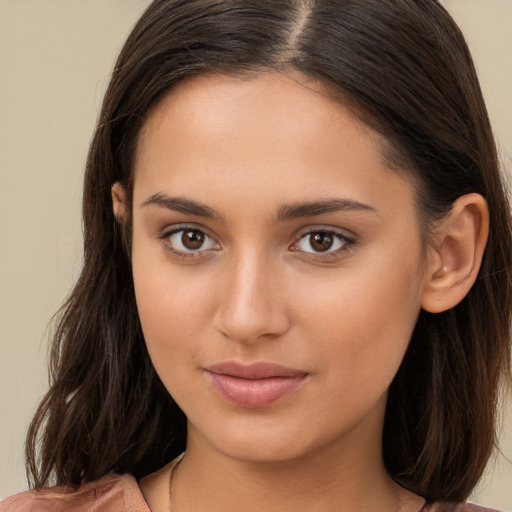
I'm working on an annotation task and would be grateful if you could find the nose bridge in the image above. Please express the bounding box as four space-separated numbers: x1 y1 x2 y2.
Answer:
214 247 288 342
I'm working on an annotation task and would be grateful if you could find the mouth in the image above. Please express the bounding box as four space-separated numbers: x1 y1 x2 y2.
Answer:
204 361 308 408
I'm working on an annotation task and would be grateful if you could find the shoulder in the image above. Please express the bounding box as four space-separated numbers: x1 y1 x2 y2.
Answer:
0 473 150 512
425 502 502 512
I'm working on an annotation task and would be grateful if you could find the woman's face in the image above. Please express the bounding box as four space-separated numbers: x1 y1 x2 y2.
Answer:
129 72 430 464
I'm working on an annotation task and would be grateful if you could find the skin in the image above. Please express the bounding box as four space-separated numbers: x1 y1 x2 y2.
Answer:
112 72 488 512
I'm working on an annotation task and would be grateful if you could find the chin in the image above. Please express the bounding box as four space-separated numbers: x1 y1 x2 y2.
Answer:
188 414 353 466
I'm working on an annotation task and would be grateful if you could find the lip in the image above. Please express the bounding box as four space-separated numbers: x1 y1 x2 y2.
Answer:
204 361 308 408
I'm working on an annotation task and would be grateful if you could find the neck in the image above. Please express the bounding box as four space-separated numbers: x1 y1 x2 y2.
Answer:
170 427 422 512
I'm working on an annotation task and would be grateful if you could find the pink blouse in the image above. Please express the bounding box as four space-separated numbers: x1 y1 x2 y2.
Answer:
0 474 149 512
0 473 501 512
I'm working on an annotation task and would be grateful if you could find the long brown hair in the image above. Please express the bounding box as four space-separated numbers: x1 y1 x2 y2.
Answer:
26 0 512 502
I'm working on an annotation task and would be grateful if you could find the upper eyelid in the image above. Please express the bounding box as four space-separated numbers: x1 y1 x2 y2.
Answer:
293 225 356 241
160 223 217 240
292 231 353 249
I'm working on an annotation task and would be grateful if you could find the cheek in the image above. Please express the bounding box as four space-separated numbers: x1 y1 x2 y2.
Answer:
131 246 230 399
133 264 212 343
292 254 424 385
133 273 200 410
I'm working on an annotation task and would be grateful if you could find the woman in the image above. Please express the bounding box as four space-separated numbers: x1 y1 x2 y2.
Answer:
2 1 511 511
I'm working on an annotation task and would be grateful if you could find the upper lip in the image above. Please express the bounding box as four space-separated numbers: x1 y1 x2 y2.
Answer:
204 361 307 380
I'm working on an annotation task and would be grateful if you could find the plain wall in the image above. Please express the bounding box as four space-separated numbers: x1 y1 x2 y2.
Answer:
0 0 511 508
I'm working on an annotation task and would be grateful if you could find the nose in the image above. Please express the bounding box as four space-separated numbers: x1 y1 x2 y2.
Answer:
213 250 291 344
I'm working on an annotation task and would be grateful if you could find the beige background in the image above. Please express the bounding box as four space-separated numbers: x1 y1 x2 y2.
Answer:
0 0 511 508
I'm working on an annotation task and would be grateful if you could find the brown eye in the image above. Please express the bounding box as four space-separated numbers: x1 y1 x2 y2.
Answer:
293 229 352 256
182 229 205 250
163 228 219 256
309 232 334 252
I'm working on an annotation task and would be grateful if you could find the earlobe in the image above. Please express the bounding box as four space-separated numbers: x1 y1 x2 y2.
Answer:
111 182 126 223
421 193 489 313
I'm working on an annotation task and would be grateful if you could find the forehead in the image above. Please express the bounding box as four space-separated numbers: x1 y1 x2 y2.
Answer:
137 71 386 158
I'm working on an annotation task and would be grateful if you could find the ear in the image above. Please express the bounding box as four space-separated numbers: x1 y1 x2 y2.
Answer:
111 182 126 223
421 193 489 313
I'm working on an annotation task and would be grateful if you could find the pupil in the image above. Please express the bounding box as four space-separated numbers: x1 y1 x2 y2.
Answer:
182 230 204 250
310 232 334 252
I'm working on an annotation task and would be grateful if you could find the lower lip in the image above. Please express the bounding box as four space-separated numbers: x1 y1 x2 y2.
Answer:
207 373 307 408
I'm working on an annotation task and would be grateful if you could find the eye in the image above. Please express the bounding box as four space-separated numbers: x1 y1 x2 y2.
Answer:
161 227 219 256
292 229 353 255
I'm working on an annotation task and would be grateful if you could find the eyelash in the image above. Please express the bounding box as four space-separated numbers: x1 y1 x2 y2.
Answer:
158 226 356 261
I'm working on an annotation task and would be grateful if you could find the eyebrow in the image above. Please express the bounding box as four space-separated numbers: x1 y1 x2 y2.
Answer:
277 198 376 221
141 193 376 221
141 193 223 220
